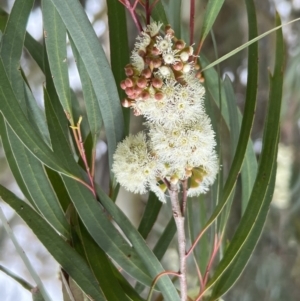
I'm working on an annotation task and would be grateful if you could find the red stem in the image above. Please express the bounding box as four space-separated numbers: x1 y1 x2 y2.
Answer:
119 0 143 31
145 0 150 25
195 235 222 301
190 0 195 45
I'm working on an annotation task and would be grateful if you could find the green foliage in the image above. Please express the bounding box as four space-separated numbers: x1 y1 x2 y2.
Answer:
0 0 287 300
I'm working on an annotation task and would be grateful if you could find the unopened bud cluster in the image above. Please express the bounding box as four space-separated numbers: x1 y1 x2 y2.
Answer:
112 22 218 202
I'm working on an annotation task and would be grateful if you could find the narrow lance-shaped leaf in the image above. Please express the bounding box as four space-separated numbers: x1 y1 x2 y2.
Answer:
47 0 124 170
198 0 225 46
0 0 34 112
5 123 70 238
77 218 131 301
199 0 259 236
96 185 180 301
0 186 106 301
107 0 130 135
42 0 73 124
0 205 52 301
207 11 284 298
69 36 102 146
0 58 74 177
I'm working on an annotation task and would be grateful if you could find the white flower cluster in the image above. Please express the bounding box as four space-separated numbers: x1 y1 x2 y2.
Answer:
112 23 218 202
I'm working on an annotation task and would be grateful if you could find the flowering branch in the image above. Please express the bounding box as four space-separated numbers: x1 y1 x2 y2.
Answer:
169 184 187 301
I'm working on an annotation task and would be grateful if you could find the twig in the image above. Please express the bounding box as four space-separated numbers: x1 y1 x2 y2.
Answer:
181 179 188 216
195 234 223 301
70 117 96 197
190 0 195 45
145 0 150 25
119 0 143 31
147 271 180 301
169 184 187 301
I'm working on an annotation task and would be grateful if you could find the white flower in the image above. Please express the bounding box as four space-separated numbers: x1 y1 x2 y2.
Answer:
145 21 163 37
112 132 156 194
155 35 173 53
130 52 144 73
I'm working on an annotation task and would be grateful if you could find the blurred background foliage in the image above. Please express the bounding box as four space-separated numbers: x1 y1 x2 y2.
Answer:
0 0 299 300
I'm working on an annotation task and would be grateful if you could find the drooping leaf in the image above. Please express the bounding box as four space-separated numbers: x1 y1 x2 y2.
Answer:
199 0 259 236
0 185 106 301
107 0 130 135
69 37 102 146
96 185 180 301
138 192 162 239
5 122 70 238
0 0 34 112
77 218 131 301
198 0 225 46
42 0 73 124
207 11 284 299
46 0 124 170
0 205 52 301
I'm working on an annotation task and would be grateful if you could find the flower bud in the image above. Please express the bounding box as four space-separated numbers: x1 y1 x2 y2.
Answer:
182 64 191 73
125 66 134 76
120 80 127 90
125 78 133 87
152 77 163 89
170 175 179 184
141 68 152 78
141 90 150 100
180 51 189 62
137 77 148 88
151 47 160 55
175 40 186 50
165 25 174 36
155 91 164 101
122 99 132 108
173 61 183 71
125 87 134 96
152 58 162 68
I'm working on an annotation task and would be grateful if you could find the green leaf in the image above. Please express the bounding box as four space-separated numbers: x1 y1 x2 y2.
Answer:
42 0 73 123
199 0 225 46
0 0 34 112
0 205 52 301
151 1 168 25
77 218 131 301
62 176 153 287
138 192 162 239
0 264 33 291
0 115 35 207
199 0 259 238
107 0 130 135
207 11 284 299
0 57 73 177
69 37 102 146
0 185 106 301
24 32 44 72
96 186 180 301
152 216 176 260
5 122 70 238
201 16 300 72
164 0 181 37
47 0 124 169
